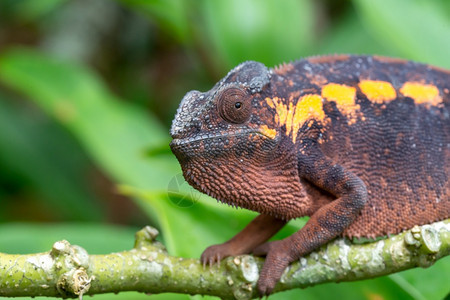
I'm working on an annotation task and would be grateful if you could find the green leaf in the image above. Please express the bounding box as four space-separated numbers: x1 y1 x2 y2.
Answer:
118 0 191 42
353 0 450 67
199 0 316 68
318 7 396 57
0 223 138 254
0 48 179 193
0 0 67 21
0 47 182 246
0 93 104 221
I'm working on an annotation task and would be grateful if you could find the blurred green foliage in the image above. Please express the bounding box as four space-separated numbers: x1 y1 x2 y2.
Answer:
0 0 449 299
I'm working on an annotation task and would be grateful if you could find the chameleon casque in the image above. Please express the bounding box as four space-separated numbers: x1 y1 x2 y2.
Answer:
169 55 450 295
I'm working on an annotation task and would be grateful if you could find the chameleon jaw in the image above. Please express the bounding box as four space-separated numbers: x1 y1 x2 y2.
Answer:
170 128 278 148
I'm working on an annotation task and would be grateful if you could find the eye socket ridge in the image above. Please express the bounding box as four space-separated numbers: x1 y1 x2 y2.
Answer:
217 87 252 124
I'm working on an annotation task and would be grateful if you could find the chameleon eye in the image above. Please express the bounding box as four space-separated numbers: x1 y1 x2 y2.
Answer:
217 87 251 124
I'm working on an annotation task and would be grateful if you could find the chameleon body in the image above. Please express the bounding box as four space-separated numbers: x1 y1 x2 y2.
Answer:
170 55 450 295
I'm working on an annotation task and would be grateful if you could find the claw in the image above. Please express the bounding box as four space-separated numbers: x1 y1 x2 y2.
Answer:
200 242 234 269
257 275 277 296
256 240 293 296
216 254 221 267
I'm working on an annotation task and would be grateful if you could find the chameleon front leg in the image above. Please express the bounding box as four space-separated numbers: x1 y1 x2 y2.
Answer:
201 214 286 266
254 153 368 295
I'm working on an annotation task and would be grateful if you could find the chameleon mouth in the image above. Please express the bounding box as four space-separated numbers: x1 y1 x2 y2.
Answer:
170 128 277 148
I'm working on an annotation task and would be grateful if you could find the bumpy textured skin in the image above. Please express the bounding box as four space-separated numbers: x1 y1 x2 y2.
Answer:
170 55 450 295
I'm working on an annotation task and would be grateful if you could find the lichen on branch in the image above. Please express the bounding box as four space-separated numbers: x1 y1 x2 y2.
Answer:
0 220 449 300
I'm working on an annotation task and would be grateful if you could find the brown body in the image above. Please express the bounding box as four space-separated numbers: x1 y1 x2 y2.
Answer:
170 55 449 295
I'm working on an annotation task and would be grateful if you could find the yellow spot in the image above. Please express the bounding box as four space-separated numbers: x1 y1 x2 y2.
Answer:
400 82 442 105
291 94 325 143
358 80 396 103
322 83 356 108
266 97 288 126
259 125 277 139
285 102 295 137
266 97 275 108
321 83 360 123
266 95 327 143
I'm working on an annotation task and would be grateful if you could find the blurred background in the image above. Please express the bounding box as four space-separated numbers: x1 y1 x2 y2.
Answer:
0 0 449 299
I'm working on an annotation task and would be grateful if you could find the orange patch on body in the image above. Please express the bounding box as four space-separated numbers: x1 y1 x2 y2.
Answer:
274 62 294 75
307 54 350 64
291 94 325 143
373 56 408 65
266 97 287 127
307 73 328 87
266 95 326 143
285 102 295 136
266 97 275 109
259 125 277 139
400 82 442 105
358 80 396 103
428 65 450 76
321 83 360 124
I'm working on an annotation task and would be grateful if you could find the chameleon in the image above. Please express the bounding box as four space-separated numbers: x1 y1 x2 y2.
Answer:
169 55 450 295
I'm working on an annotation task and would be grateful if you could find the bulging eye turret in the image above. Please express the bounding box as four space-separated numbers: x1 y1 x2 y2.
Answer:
217 87 251 124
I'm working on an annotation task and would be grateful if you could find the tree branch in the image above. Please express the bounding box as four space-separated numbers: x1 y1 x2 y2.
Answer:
1 219 449 299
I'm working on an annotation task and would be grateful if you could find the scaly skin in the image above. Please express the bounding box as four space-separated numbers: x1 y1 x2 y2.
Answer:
170 55 450 295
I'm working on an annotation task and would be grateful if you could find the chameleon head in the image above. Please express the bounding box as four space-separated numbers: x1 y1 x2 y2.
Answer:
170 62 305 216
